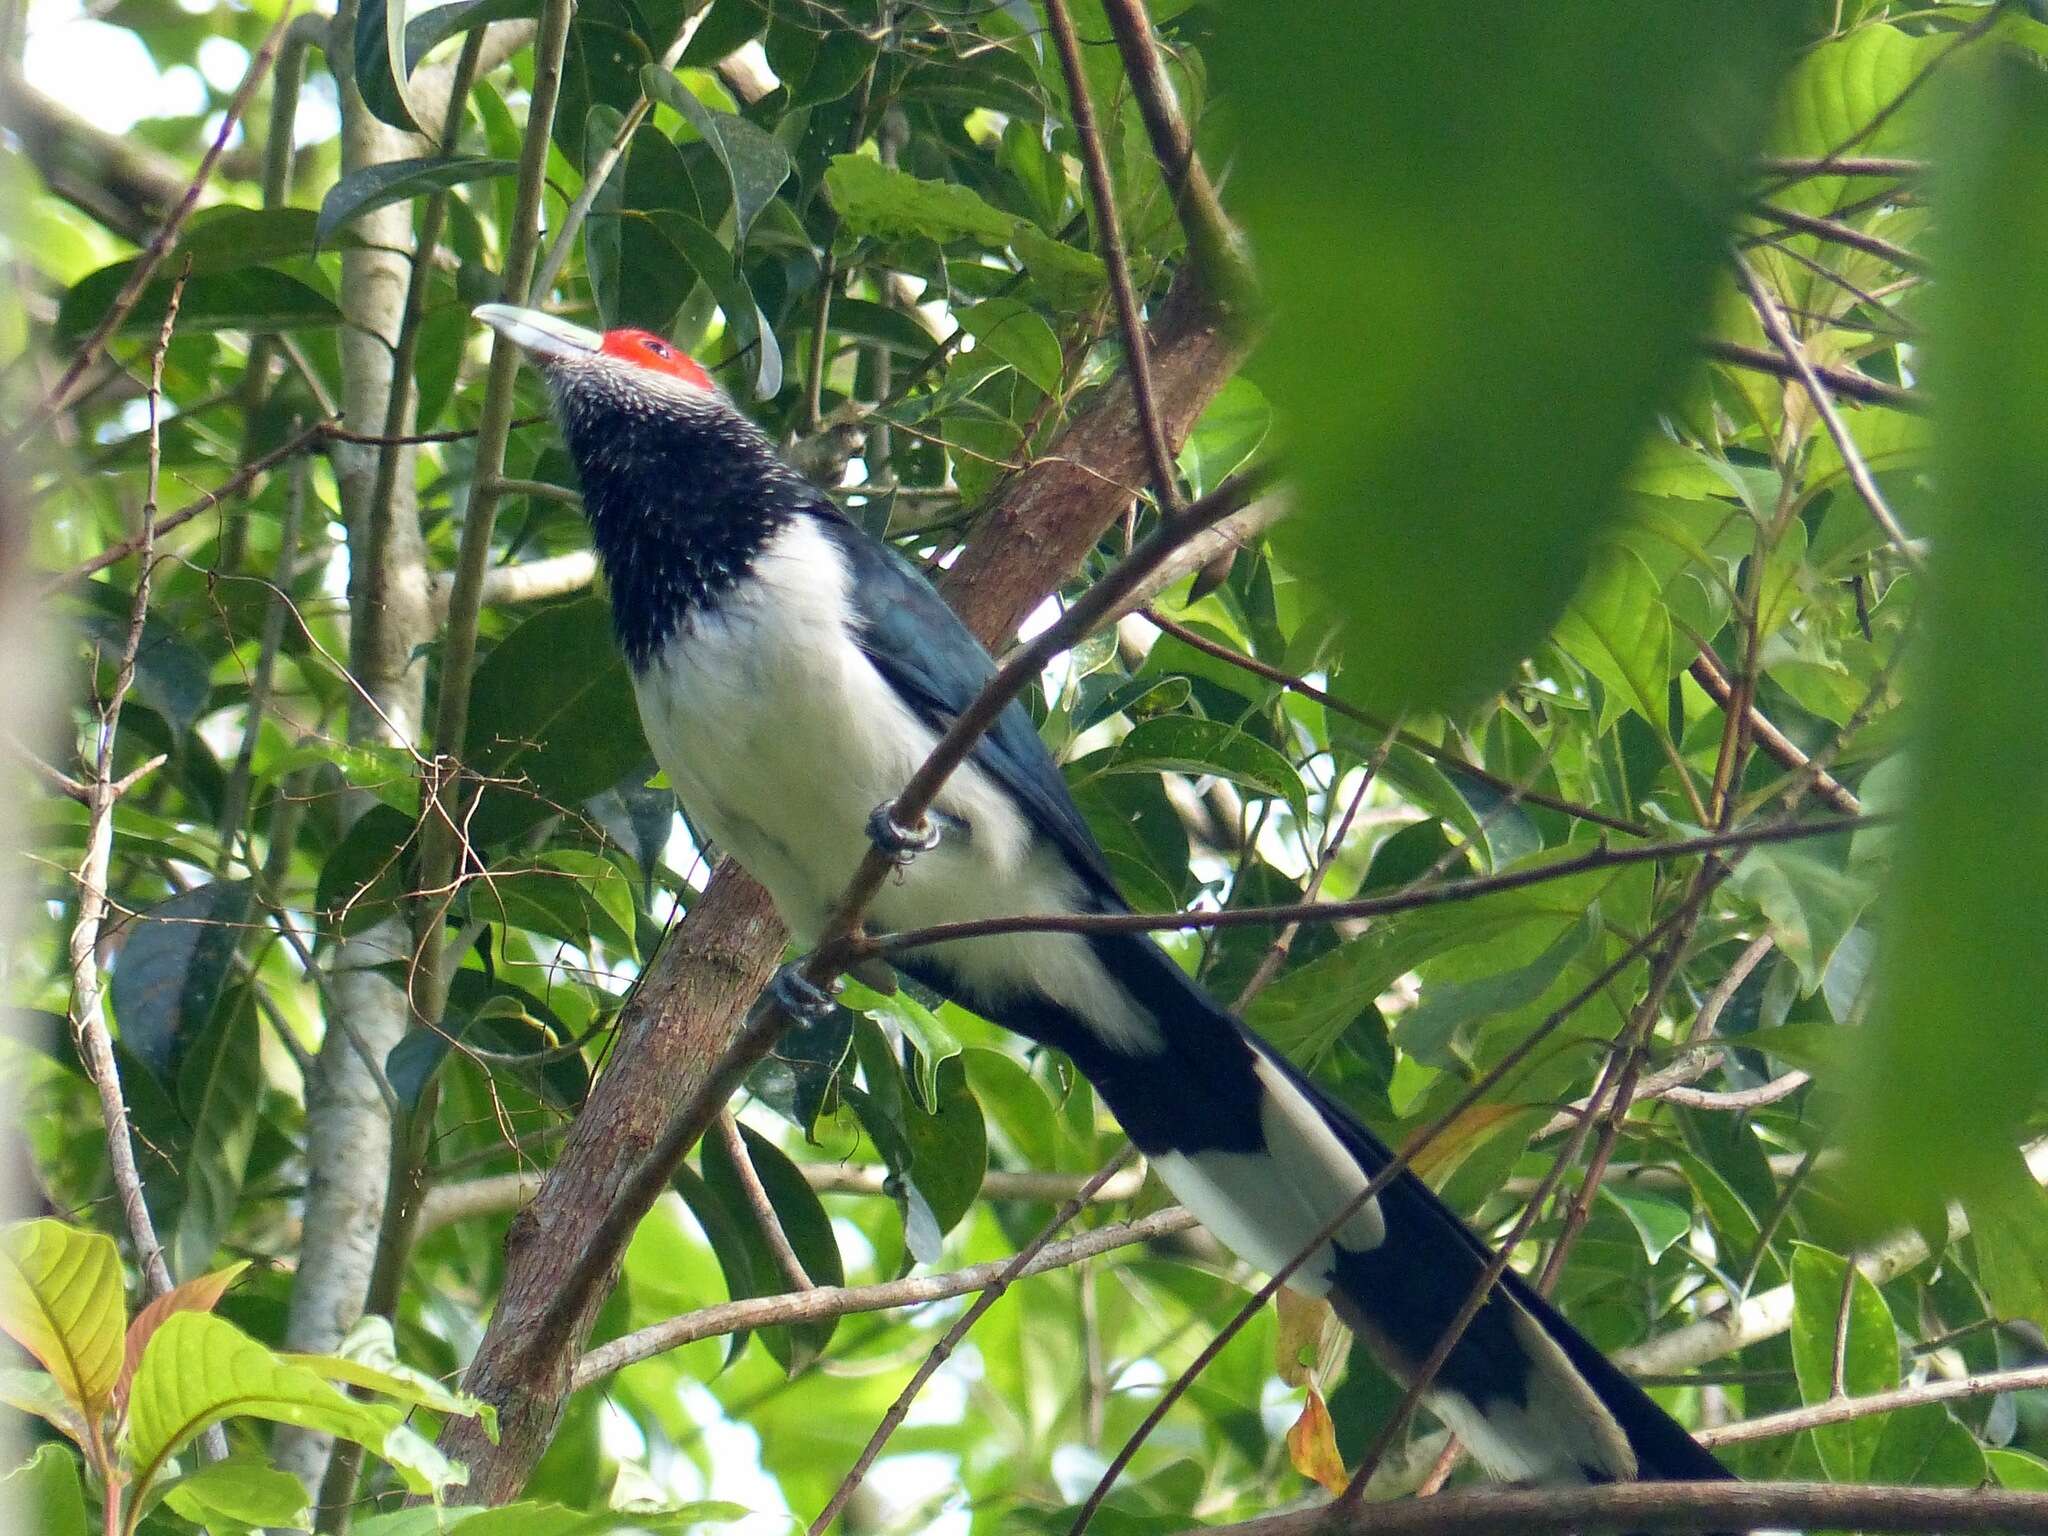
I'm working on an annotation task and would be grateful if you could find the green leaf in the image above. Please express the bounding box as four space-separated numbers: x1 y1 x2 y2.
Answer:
125 1314 415 1496
283 1315 497 1434
1987 1448 2048 1491
1177 376 1272 500
1553 545 1674 734
1728 843 1873 996
826 297 940 357
0 1220 126 1420
823 154 1020 245
1080 716 1307 823
1788 1244 1897 1481
0 1444 90 1536
746 1009 853 1142
959 298 1062 395
403 0 542 73
463 599 645 846
315 156 520 247
55 268 339 341
1214 4 1797 714
1767 24 1949 218
162 1453 312 1532
354 0 423 131
1865 1403 1987 1489
475 850 638 956
642 66 790 243
0 1369 90 1446
1012 224 1107 311
653 210 783 399
109 879 252 1085
895 1050 989 1249
1600 1186 1693 1263
1842 54 2048 1226
1395 909 1598 1066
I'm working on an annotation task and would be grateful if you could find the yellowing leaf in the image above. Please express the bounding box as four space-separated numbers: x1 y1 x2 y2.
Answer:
1286 1384 1349 1495
1272 1289 1334 1389
0 1220 127 1421
1409 1101 1532 1184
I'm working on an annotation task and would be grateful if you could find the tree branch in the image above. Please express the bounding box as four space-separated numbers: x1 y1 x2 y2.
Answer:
1701 1362 2048 1446
805 1151 1140 1534
1733 252 1924 572
572 1202 1193 1390
1699 337 1919 411
1188 1481 2048 1536
1044 0 1180 514
864 815 1872 955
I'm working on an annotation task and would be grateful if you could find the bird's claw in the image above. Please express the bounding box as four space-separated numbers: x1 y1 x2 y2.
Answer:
867 801 941 864
769 963 837 1021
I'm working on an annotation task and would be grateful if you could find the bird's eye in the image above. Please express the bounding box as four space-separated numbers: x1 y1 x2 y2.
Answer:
646 340 672 359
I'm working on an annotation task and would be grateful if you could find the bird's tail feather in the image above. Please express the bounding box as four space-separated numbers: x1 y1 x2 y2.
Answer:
1069 929 1729 1489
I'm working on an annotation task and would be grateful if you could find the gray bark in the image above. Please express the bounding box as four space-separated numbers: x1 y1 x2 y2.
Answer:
272 1 434 1493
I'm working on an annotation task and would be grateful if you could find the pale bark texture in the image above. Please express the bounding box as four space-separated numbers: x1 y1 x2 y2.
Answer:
273 3 435 1492
435 265 1247 1500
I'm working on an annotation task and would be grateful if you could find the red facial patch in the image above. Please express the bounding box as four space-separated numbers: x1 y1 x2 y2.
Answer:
600 328 713 391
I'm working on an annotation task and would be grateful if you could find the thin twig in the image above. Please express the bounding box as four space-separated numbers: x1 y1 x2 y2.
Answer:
1749 200 1927 274
1655 1071 1808 1112
805 1151 1139 1535
864 815 1872 955
572 1197 1190 1388
715 1113 815 1293
67 267 190 1308
1757 155 1923 179
1699 337 1919 411
1733 252 1924 572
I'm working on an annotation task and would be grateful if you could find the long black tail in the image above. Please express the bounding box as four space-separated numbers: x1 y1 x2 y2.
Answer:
952 926 1730 1488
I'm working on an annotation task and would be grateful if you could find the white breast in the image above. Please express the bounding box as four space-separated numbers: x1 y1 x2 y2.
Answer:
631 517 1160 1053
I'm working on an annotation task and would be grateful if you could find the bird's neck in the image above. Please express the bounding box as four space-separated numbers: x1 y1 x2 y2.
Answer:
556 386 824 669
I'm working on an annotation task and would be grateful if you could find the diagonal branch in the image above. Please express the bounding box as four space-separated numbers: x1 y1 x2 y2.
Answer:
1733 252 1924 572
1044 0 1181 513
863 815 1872 954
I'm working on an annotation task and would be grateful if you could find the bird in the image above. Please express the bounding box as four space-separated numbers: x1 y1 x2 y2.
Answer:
472 302 1732 1493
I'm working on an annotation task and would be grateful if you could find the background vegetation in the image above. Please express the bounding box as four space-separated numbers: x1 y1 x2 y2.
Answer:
6 1 2048 1533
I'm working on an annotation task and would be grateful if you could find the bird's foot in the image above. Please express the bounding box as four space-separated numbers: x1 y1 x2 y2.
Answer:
769 963 837 1021
867 801 941 864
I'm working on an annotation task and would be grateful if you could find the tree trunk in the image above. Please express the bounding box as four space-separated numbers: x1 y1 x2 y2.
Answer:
273 3 435 1492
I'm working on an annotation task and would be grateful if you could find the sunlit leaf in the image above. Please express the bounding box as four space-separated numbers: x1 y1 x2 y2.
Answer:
0 1221 125 1422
